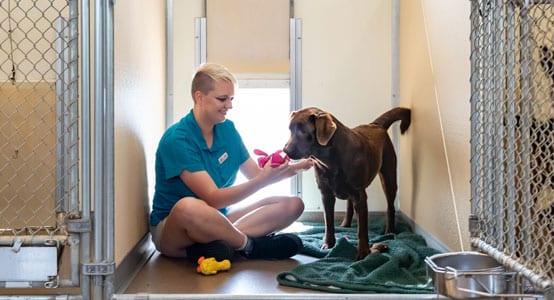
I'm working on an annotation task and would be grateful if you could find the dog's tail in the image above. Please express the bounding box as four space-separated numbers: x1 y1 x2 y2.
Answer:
371 107 411 134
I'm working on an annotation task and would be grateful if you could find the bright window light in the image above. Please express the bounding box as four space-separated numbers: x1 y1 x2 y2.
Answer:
227 87 292 208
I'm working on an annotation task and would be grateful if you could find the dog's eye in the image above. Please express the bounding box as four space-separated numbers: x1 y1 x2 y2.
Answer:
295 123 305 132
293 124 313 141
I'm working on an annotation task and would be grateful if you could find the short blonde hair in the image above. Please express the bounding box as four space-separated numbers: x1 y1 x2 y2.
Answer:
191 63 237 99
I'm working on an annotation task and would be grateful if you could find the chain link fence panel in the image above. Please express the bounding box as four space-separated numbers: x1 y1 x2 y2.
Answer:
0 0 78 244
470 0 554 296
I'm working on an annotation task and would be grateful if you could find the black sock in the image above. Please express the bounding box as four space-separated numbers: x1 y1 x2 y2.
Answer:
242 237 254 255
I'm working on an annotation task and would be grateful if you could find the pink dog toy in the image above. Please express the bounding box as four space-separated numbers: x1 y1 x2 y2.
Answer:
254 149 289 168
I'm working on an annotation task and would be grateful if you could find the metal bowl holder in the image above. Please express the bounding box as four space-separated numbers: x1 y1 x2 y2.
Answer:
425 256 545 299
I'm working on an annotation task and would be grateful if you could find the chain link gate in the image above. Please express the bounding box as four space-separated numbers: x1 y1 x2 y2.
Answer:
470 0 554 298
0 0 82 290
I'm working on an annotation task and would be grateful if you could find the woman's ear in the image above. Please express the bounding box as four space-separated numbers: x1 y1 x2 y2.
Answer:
193 90 203 104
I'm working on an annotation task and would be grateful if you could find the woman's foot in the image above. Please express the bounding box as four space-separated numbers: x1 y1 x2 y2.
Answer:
186 240 234 262
240 233 303 260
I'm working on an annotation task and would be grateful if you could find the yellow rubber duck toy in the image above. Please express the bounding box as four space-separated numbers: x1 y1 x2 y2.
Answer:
196 256 231 275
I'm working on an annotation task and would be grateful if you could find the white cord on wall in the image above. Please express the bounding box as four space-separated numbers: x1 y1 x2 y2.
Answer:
420 0 465 251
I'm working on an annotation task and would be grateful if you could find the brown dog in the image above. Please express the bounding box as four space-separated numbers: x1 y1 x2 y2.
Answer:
283 107 411 260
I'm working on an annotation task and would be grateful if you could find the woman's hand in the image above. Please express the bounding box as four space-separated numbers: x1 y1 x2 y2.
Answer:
258 157 313 185
290 158 314 172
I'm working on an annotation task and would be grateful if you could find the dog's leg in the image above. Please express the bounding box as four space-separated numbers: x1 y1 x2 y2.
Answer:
321 189 337 250
353 192 370 260
341 199 354 227
379 151 398 234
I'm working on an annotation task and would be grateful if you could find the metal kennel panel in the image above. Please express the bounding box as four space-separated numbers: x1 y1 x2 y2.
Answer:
0 0 80 289
1 0 114 298
470 0 554 298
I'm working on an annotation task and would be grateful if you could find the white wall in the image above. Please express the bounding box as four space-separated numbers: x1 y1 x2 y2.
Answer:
171 0 473 252
172 0 203 122
113 0 166 264
172 0 394 212
293 0 393 211
399 0 471 251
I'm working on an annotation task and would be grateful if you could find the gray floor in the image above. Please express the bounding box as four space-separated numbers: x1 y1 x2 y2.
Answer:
124 250 321 294
122 246 446 300
0 213 446 299
122 214 446 299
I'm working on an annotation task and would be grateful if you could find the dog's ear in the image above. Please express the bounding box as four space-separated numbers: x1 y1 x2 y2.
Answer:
289 110 297 119
314 112 337 146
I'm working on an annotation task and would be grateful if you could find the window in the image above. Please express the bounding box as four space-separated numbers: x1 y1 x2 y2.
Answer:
197 0 300 207
227 83 292 208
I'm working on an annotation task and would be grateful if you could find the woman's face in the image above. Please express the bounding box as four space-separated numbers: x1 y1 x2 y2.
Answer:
197 79 235 124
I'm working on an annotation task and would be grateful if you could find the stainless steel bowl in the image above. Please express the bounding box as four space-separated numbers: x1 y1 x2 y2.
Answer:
425 251 506 299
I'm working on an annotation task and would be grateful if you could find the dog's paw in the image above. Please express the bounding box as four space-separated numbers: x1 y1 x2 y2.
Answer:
356 249 370 260
370 243 389 253
384 227 397 234
340 220 352 227
355 248 371 260
321 238 336 250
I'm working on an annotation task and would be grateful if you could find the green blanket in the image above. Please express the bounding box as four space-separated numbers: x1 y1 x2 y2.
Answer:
277 216 440 294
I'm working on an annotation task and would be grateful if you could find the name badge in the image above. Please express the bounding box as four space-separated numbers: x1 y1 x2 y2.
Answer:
218 152 228 164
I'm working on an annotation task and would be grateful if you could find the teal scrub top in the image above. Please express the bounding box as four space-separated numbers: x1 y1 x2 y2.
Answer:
150 110 249 226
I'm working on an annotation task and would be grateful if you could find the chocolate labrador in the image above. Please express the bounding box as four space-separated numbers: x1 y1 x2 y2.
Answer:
283 107 411 260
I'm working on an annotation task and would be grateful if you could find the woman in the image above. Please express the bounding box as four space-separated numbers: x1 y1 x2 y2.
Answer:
150 63 312 261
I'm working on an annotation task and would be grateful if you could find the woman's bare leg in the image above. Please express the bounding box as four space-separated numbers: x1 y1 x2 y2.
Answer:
158 195 304 258
158 197 247 257
227 196 304 237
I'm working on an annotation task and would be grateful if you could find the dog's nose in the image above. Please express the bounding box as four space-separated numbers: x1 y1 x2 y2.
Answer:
283 145 292 156
283 146 301 160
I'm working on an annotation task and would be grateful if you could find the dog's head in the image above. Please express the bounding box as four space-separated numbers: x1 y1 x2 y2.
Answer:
283 107 337 160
